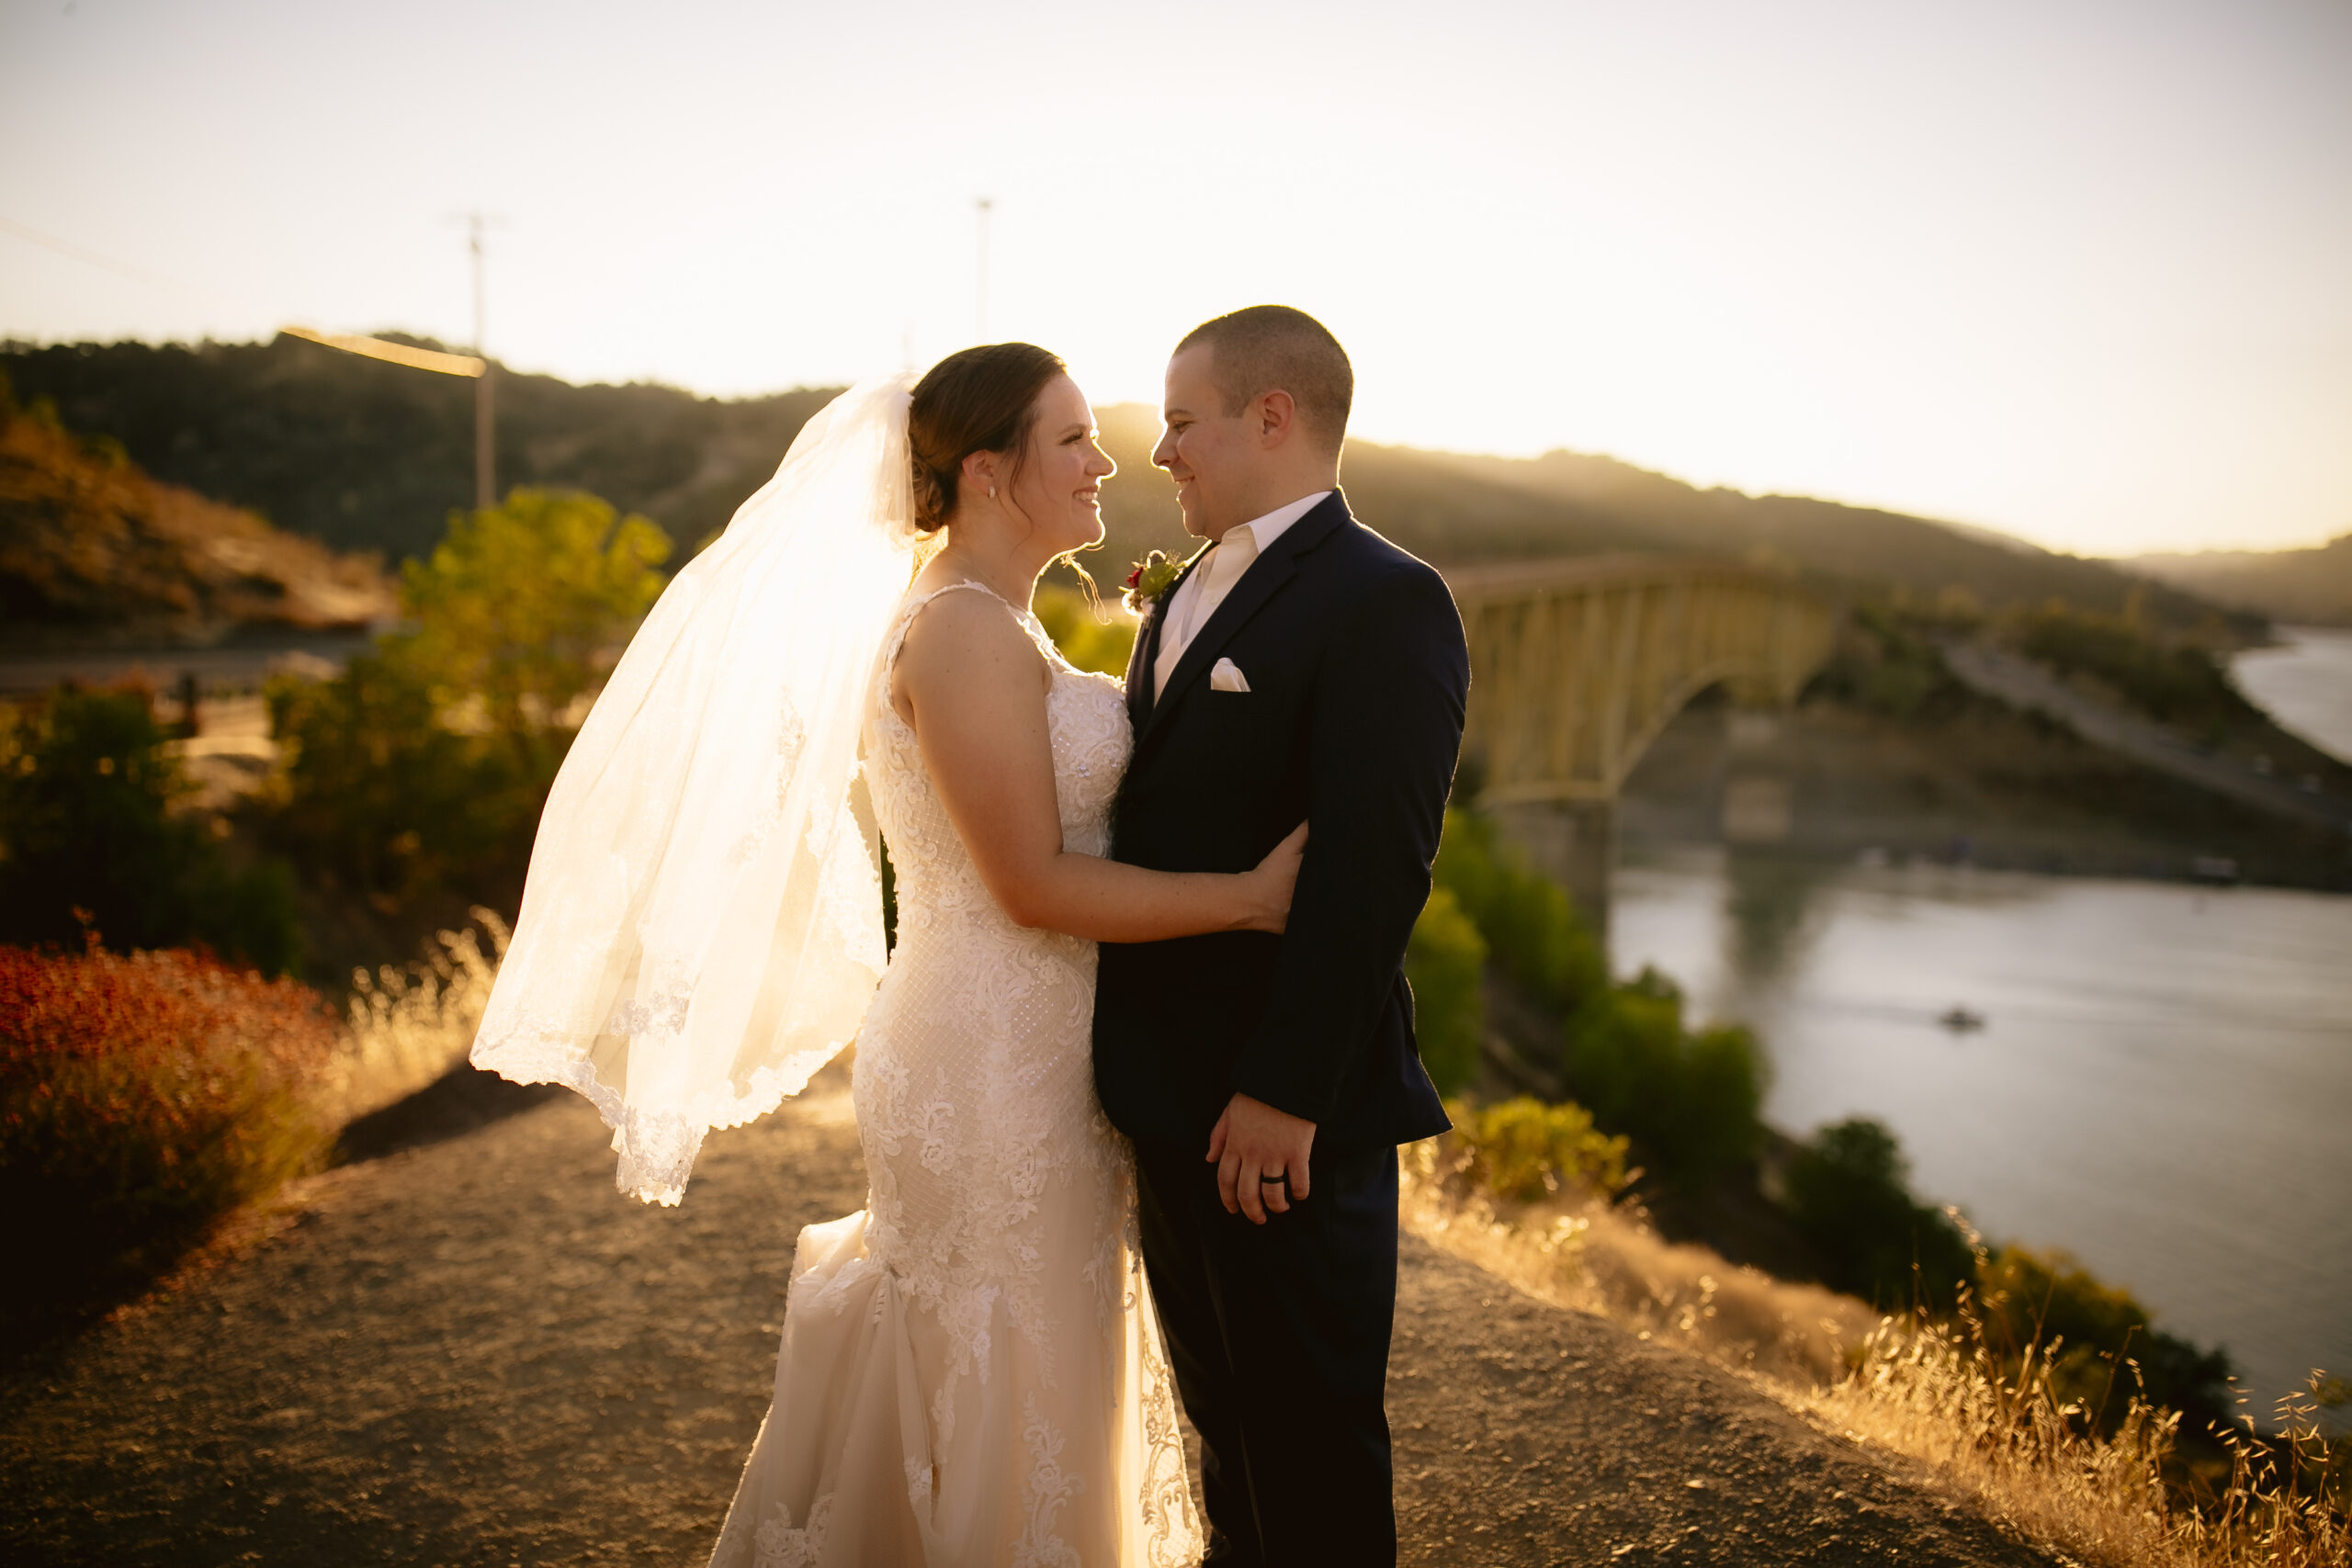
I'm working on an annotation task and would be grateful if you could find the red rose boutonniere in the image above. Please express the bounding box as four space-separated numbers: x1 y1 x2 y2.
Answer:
1122 550 1184 617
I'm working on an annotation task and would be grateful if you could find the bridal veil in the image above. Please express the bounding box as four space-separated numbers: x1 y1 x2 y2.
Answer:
472 373 922 1204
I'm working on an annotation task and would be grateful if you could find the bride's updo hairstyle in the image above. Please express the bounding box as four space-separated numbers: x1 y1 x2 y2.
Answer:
908 342 1068 534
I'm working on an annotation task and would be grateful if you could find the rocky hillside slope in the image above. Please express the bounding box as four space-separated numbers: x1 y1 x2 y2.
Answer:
0 386 392 650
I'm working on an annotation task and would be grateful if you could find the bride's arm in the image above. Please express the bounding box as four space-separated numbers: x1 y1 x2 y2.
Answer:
894 590 1296 941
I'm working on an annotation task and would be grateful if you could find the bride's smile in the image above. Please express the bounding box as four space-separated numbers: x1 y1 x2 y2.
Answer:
1005 373 1115 557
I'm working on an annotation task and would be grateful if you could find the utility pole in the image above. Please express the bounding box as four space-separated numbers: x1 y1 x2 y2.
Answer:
458 210 498 511
975 197 993 343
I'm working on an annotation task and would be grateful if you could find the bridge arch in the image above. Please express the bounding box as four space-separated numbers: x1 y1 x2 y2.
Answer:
1442 555 1838 928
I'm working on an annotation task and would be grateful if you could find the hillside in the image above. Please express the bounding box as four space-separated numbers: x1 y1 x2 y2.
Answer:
0 384 393 649
1088 411 2252 636
1 338 833 562
2126 534 2352 628
4 338 2253 639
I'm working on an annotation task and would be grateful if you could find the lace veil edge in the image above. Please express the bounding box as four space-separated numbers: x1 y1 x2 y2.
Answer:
470 372 922 1204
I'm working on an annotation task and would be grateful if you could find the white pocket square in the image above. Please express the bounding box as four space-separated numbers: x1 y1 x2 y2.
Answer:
1209 657 1251 694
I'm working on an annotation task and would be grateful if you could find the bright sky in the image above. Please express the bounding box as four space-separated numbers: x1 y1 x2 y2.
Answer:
3 0 2346 557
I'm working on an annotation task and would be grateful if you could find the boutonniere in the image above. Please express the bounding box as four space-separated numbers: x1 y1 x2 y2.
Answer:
1122 550 1184 617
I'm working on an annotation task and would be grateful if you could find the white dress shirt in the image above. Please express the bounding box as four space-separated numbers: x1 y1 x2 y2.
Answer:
1151 491 1332 700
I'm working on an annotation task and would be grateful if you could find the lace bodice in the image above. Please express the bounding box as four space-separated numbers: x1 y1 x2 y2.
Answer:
865 580 1131 958
853 583 1134 1357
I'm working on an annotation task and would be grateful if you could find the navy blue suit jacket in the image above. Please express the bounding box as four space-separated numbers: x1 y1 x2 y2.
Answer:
1092 490 1468 1156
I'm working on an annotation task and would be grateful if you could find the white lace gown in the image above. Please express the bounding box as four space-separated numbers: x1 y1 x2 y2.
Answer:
708 581 1201 1568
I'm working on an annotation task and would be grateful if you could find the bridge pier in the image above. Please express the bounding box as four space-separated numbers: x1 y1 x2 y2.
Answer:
1491 798 1617 942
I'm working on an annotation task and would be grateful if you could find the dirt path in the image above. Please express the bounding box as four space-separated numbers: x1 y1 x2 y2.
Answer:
1 1072 2054 1567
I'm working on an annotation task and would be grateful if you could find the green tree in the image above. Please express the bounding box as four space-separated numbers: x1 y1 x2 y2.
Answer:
265 651 514 901
1559 967 1767 1187
1781 1116 1973 1309
266 489 672 907
1404 887 1487 1095
399 489 671 764
0 688 299 973
1430 809 1607 1016
1428 808 1765 1190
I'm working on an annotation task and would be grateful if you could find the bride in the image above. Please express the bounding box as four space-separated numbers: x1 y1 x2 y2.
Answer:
475 344 1304 1565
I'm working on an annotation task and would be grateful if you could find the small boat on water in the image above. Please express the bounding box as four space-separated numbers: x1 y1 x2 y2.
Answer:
1937 1006 1987 1033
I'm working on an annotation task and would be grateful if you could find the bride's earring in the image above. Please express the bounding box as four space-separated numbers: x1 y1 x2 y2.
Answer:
987 486 997 499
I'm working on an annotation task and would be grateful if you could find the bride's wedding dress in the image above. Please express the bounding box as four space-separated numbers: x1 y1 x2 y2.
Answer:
708 581 1201 1568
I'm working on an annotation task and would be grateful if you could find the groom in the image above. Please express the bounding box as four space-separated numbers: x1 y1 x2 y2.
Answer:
1094 306 1470 1564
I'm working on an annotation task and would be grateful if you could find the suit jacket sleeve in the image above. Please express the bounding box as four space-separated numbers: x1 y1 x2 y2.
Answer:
1227 563 1471 1124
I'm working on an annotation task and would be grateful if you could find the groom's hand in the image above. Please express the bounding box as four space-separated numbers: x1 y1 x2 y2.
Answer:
1207 1093 1317 1224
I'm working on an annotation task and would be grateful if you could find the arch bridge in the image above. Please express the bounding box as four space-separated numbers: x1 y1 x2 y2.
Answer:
1442 555 1839 930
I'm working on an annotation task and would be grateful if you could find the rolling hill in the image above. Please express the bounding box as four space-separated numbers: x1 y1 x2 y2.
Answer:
2 338 2253 637
2 337 833 563
2124 534 2352 628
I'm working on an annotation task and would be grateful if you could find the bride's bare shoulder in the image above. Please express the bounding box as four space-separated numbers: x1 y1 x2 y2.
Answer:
891 584 1051 722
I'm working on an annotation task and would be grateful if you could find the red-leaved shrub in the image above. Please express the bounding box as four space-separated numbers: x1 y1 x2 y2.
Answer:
0 938 338 1303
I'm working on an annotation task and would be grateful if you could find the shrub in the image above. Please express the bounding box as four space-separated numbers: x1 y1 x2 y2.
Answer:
1445 1094 1629 1204
0 938 338 1305
1560 967 1768 1189
1810 603 1971 721
1782 1116 1974 1309
1404 887 1486 1095
1430 808 1764 1190
1431 809 1606 1016
0 686 300 973
266 650 526 900
1977 1243 2233 1439
1034 583 1138 677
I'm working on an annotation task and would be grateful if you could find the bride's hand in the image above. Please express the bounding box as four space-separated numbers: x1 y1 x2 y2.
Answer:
1239 821 1309 934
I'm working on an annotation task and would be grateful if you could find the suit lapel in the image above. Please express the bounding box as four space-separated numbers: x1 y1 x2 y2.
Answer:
1126 541 1214 734
1124 604 1159 733
1133 491 1351 755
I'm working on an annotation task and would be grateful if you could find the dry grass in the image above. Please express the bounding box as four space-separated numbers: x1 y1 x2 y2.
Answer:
1402 1125 1875 1392
321 908 508 1126
1403 1122 2349 1568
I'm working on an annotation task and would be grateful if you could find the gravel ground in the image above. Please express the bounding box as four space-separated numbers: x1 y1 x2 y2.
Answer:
0 1067 2056 1567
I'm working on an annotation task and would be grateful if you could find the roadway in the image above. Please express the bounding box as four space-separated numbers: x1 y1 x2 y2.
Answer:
1939 639 2352 835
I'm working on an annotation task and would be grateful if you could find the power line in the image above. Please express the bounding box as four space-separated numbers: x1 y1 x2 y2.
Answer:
1 214 222 304
13 209 506 511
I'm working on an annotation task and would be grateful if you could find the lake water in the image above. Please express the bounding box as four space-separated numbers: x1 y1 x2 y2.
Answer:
2233 625 2352 765
1611 848 2352 1426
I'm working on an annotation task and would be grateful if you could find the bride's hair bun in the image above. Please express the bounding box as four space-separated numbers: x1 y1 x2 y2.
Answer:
908 342 1067 534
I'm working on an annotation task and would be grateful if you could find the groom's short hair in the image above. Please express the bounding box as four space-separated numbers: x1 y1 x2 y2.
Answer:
1177 305 1352 455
